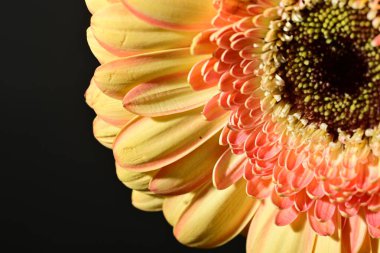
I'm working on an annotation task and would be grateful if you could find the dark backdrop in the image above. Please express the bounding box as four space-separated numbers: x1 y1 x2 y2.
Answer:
0 1 245 252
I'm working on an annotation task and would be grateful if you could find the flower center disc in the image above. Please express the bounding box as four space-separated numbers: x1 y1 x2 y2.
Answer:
277 2 380 135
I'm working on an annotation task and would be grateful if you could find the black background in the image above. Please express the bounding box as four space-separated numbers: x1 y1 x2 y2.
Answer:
0 1 245 252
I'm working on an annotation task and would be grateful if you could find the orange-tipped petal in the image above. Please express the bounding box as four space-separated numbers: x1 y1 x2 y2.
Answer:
188 59 218 91
212 149 245 190
308 207 337 236
202 94 228 121
275 206 299 226
314 197 336 222
372 34 380 47
342 214 372 253
191 29 218 55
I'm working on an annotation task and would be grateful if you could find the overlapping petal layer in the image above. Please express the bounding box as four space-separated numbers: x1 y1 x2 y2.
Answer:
85 0 380 252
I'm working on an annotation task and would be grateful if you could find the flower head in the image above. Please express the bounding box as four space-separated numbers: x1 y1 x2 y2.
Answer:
86 0 380 251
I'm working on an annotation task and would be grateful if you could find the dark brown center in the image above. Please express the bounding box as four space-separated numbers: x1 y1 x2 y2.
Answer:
278 3 380 135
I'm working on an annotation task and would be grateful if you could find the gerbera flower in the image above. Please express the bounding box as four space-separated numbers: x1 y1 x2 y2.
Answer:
85 0 380 251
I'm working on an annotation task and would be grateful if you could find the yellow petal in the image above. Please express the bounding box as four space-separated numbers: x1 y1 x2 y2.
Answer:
94 48 204 99
85 0 117 14
85 79 135 127
149 134 226 195
163 192 195 226
87 28 119 64
174 180 258 248
122 0 216 31
91 3 197 53
371 238 380 253
116 163 156 191
131 190 163 212
123 73 217 117
113 108 228 171
247 202 316 253
313 234 341 253
93 117 121 148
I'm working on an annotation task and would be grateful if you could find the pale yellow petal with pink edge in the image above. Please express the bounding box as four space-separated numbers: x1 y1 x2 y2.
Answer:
87 28 119 64
131 190 163 212
91 4 197 54
85 0 118 14
163 192 195 226
174 179 259 248
246 202 316 253
116 163 157 192
123 73 218 117
122 0 216 31
113 108 228 171
149 135 226 195
85 79 134 127
93 117 121 148
94 49 205 99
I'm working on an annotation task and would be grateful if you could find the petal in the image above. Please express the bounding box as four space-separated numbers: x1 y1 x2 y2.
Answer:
85 79 134 127
202 94 228 121
247 202 316 253
314 197 336 222
313 233 341 253
149 135 226 195
121 0 216 31
371 238 380 252
113 108 228 171
123 73 217 117
308 207 337 236
246 177 272 199
131 190 163 212
87 28 119 64
162 192 196 226
94 49 204 99
367 211 380 228
174 180 258 248
213 150 245 190
187 59 218 91
85 0 117 14
116 163 156 192
93 117 121 148
369 225 380 238
91 3 197 54
191 29 218 55
342 215 371 253
372 34 380 47
275 206 299 226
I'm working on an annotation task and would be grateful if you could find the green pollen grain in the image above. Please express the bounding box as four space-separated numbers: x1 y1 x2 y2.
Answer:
278 2 380 135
